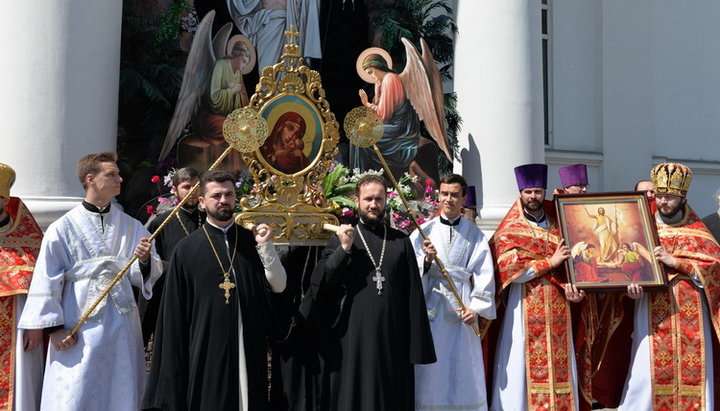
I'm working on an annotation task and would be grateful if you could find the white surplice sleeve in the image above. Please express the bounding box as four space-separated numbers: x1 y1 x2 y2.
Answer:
18 224 71 329
256 242 287 293
467 232 497 320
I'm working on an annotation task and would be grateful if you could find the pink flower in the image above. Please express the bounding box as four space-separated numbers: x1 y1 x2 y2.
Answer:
398 219 411 229
425 185 433 194
392 212 402 222
146 205 156 215
416 217 426 225
387 192 398 198
342 208 355 217
158 197 170 205
151 175 161 184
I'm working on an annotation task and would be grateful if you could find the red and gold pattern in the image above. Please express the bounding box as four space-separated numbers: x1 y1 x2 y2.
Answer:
0 197 42 410
648 205 720 410
490 199 576 410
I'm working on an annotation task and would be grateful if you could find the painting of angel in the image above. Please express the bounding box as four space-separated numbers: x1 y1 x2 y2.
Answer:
158 11 256 172
556 192 667 291
351 38 451 187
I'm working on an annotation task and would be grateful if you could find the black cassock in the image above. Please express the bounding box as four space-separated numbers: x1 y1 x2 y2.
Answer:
139 207 203 344
142 223 287 410
702 212 720 244
305 221 436 411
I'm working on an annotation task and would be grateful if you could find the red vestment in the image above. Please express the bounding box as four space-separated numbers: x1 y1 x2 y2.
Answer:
0 198 42 409
489 199 578 410
593 205 720 409
649 206 720 409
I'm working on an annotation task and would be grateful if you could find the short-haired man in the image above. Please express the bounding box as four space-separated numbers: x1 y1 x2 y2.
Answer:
0 162 44 410
616 163 720 409
143 169 288 410
634 179 655 200
139 167 202 345
307 174 436 410
558 163 589 194
700 188 720 243
19 152 163 410
411 174 495 410
489 163 583 410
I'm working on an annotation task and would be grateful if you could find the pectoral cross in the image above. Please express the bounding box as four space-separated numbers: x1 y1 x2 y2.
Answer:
219 273 236 305
372 268 385 295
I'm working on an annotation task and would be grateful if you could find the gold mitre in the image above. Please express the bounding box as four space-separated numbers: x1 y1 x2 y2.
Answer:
0 162 16 197
651 162 692 196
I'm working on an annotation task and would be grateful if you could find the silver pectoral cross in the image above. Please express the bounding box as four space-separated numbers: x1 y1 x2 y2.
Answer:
372 268 385 295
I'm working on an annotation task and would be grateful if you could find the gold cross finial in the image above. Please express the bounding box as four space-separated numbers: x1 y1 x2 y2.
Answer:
284 25 300 44
219 273 236 305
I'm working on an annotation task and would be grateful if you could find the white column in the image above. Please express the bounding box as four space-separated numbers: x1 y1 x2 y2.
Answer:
0 1 122 229
454 0 545 231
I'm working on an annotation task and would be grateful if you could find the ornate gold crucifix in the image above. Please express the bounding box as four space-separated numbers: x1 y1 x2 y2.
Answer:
219 272 236 305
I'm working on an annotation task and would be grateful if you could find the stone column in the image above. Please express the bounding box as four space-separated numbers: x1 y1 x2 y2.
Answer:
454 0 545 231
0 1 122 228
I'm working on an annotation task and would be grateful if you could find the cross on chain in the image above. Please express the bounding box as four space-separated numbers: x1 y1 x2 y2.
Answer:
372 268 385 295
219 273 236 305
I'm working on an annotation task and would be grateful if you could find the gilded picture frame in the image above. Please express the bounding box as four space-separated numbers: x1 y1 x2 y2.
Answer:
554 192 667 291
235 27 340 245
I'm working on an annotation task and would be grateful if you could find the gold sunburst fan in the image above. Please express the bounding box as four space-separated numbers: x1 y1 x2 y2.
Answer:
343 106 383 148
223 107 269 152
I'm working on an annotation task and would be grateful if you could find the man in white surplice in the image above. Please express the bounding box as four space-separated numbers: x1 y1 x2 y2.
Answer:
227 0 321 70
19 152 162 411
411 174 496 411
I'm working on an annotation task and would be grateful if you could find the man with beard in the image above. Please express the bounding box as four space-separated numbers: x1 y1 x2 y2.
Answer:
489 163 585 410
143 169 288 410
140 167 202 346
19 152 163 410
411 174 495 410
306 174 436 411
613 163 720 410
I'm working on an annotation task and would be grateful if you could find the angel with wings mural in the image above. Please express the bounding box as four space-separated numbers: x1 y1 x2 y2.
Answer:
158 11 256 171
351 38 451 185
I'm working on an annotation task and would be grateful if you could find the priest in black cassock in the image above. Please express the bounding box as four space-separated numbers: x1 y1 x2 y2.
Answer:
304 174 436 411
701 189 720 243
139 167 203 346
142 169 289 411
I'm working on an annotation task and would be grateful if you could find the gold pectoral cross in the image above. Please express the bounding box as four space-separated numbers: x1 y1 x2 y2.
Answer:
219 272 236 305
372 268 385 295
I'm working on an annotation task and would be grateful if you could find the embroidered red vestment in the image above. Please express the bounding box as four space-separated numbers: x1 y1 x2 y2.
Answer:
0 197 42 410
648 205 720 410
490 199 577 410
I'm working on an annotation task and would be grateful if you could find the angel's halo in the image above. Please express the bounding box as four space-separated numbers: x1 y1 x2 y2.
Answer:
356 47 393 84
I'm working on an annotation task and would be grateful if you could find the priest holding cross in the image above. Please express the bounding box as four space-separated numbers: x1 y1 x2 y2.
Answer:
305 174 436 411
143 169 288 411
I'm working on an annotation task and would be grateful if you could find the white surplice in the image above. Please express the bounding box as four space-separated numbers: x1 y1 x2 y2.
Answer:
489 219 580 411
411 217 496 411
18 205 162 411
13 294 44 411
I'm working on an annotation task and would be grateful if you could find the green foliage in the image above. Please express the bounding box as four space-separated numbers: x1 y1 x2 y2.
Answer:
374 0 460 175
118 1 192 161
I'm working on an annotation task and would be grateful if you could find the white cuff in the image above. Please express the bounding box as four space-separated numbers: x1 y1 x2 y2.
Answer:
256 242 287 293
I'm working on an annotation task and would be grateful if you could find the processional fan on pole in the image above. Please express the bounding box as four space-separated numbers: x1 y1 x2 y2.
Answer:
71 26 340 335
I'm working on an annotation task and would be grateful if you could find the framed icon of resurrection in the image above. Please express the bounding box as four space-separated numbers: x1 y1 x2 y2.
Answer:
554 192 667 291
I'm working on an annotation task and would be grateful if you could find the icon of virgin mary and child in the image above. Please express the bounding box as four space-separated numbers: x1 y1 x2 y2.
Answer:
260 111 311 174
